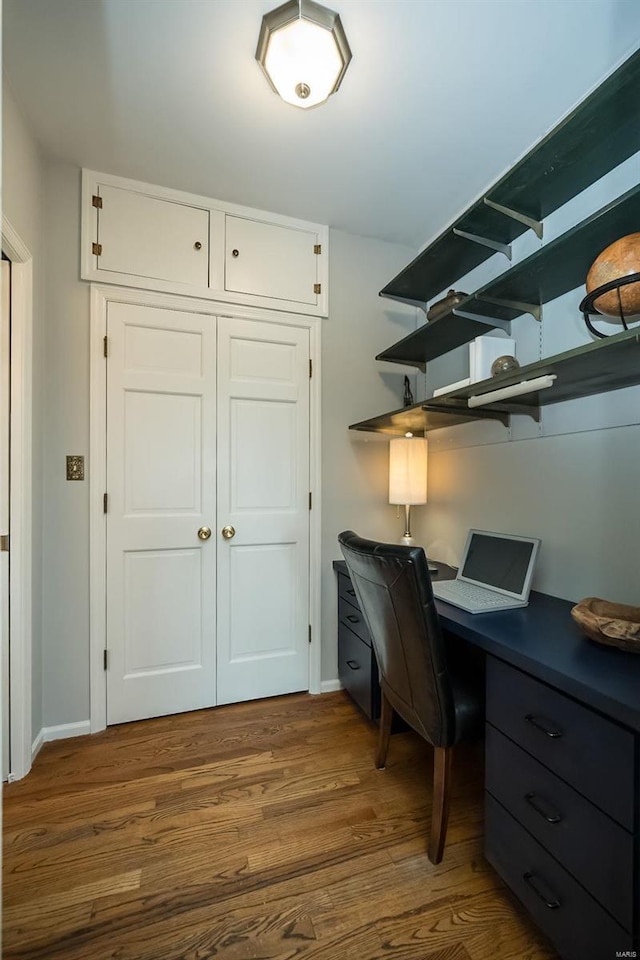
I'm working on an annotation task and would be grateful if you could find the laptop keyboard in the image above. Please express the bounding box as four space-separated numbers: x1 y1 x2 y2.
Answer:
434 581 511 608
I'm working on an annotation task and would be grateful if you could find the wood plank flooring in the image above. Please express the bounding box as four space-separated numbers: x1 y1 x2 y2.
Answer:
3 691 558 960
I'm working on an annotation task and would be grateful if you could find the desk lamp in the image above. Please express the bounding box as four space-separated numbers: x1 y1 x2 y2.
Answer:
389 434 436 571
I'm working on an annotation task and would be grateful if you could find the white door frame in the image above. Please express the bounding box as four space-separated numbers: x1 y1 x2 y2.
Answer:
89 285 322 733
2 218 34 781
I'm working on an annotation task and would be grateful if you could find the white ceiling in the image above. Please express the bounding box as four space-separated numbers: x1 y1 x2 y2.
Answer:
4 0 640 248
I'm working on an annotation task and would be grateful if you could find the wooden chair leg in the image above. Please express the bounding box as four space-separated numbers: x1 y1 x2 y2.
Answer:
376 692 393 769
428 745 453 864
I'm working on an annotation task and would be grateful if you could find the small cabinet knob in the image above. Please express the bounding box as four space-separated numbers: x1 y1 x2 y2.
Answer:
194 241 202 251
197 526 212 540
232 249 239 258
221 525 236 540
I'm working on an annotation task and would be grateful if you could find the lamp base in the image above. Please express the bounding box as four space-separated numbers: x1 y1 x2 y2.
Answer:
399 533 438 573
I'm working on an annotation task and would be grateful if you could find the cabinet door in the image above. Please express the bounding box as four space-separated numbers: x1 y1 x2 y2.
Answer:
338 623 376 720
96 184 210 288
225 215 319 307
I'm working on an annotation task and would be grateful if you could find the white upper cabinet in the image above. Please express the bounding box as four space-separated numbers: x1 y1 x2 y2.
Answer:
82 171 328 316
224 216 320 308
94 185 210 288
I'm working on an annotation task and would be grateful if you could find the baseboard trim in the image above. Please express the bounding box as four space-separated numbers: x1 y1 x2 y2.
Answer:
31 728 44 760
42 721 91 743
319 679 343 693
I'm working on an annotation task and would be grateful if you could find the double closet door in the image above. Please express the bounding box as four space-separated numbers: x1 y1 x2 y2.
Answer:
105 300 310 725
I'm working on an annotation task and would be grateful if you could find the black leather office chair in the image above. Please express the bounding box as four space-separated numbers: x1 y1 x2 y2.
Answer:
338 530 484 864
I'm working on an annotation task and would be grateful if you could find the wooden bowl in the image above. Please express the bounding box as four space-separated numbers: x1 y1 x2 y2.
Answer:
571 597 640 653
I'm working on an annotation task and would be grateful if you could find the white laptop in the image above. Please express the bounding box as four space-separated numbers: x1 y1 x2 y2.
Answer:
431 529 540 614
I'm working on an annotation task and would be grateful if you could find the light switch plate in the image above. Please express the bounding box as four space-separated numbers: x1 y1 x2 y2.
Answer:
66 455 84 481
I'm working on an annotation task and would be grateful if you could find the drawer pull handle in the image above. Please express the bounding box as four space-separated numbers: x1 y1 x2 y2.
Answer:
525 714 563 738
347 588 356 596
523 871 561 909
346 614 360 624
346 660 360 670
524 792 563 824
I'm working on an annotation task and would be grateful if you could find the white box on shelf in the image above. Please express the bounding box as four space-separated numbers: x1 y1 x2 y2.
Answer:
469 334 516 383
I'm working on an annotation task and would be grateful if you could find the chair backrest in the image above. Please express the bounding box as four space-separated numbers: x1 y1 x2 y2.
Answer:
338 530 455 748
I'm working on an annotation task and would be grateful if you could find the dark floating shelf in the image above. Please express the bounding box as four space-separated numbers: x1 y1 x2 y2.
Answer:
351 327 640 436
348 401 509 437
380 48 640 307
376 297 519 370
477 183 640 310
377 182 640 369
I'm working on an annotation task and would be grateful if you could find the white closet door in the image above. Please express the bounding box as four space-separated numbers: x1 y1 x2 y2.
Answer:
216 317 310 705
106 301 216 724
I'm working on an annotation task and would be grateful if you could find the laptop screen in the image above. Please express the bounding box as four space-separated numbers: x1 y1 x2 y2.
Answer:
459 531 539 599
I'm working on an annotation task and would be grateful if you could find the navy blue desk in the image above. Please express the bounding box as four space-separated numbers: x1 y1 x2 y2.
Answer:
335 557 640 729
334 557 640 959
434 582 640 734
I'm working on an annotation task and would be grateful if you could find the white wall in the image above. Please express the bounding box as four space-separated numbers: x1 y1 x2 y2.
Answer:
417 425 640 606
36 166 418 722
2 79 45 737
42 162 90 725
16 136 640 723
322 229 416 680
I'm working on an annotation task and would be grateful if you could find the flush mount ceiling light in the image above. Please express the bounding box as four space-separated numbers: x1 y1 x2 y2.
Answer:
256 0 352 109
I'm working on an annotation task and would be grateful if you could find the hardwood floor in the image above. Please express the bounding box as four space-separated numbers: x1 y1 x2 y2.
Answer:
3 691 557 960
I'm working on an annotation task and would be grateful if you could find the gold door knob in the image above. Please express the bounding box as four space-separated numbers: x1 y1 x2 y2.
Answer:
221 525 236 540
198 526 212 541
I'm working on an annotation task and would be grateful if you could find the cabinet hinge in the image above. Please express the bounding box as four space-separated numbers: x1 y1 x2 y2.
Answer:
0 534 9 553
309 358 313 379
92 242 103 256
313 244 322 255
92 194 103 209
103 493 108 514
103 335 109 358
309 491 312 510
313 283 321 295
103 649 109 670
308 625 312 644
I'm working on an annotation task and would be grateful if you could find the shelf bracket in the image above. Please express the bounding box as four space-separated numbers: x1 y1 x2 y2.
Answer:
476 295 542 322
374 352 426 373
484 197 543 240
379 292 428 313
470 400 541 422
452 227 512 261
423 401 510 428
452 307 511 332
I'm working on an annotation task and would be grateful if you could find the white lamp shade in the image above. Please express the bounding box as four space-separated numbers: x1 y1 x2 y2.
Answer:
263 19 344 108
256 0 352 110
389 437 427 505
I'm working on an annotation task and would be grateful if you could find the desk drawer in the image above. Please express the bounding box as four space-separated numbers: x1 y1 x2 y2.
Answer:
338 623 379 721
338 596 372 648
485 794 632 960
486 658 635 829
486 724 634 930
337 571 360 610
